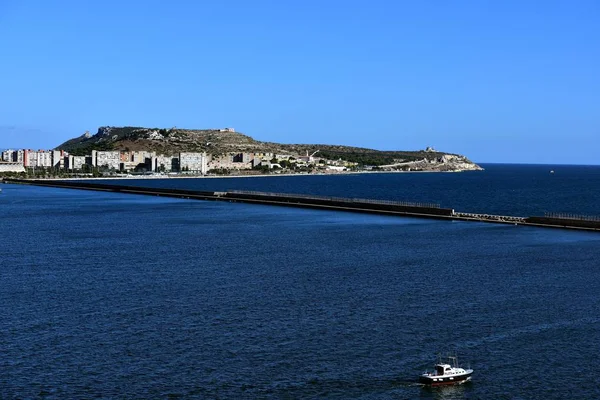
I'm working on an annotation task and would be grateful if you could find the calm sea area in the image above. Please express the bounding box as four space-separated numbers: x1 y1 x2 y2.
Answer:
1 164 600 399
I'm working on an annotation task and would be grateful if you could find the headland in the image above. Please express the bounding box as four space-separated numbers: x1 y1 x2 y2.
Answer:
1 126 482 179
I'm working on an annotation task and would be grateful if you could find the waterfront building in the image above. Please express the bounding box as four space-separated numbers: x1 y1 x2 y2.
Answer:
51 150 63 169
92 150 121 170
232 153 254 163
23 150 35 167
149 155 176 172
66 155 87 171
120 151 156 171
9 149 64 169
36 151 53 168
15 150 25 164
1 149 15 162
22 150 41 168
0 162 26 173
252 158 263 168
210 153 253 170
179 152 207 174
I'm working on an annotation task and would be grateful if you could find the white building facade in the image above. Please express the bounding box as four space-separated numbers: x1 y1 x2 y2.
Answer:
0 162 25 173
66 155 87 170
179 152 207 174
150 155 175 172
93 151 121 170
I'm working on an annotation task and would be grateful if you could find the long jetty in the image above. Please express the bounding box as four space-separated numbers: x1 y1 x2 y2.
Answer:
3 178 599 232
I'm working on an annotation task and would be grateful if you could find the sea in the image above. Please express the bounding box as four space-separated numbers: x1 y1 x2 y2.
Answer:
1 163 599 399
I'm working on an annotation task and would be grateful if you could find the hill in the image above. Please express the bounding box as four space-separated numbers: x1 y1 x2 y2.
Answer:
56 126 482 169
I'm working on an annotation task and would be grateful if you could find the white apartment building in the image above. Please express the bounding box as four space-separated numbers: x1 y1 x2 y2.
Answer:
24 150 37 167
66 155 87 170
1 150 15 162
51 150 63 168
15 150 25 164
150 155 175 172
36 151 53 168
179 152 207 174
17 150 64 168
93 150 121 170
1 149 28 164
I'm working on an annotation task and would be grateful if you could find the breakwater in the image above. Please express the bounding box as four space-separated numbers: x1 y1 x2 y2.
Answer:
3 178 599 231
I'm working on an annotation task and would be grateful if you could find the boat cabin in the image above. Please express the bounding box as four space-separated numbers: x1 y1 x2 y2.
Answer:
435 364 453 375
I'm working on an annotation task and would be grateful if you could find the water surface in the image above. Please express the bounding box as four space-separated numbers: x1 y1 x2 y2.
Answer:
1 165 599 399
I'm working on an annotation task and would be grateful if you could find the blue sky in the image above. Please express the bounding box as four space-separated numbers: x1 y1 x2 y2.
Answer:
0 0 598 164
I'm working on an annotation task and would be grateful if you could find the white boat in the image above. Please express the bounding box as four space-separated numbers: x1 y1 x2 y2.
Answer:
419 355 473 385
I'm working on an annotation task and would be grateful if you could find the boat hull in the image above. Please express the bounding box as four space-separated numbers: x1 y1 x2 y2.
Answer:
419 371 472 386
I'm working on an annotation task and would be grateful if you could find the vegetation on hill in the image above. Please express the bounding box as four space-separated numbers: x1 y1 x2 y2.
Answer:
55 126 474 167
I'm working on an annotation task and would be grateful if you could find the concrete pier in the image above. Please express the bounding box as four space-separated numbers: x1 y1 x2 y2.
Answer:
3 178 599 232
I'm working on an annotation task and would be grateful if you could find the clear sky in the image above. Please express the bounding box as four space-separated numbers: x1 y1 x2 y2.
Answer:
0 0 598 164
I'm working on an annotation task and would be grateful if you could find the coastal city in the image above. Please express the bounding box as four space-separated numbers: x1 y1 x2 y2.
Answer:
0 126 481 177
0 147 354 177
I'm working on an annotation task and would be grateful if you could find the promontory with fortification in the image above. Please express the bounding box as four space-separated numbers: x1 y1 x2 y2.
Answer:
0 126 482 177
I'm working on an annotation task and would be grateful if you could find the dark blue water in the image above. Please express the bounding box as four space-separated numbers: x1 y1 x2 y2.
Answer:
97 164 600 217
1 164 600 399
